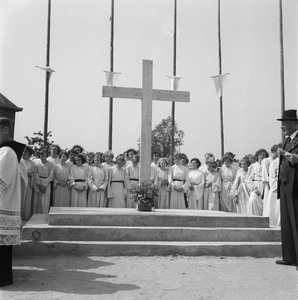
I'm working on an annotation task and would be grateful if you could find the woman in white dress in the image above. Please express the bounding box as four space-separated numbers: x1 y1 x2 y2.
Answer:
203 160 221 211
168 154 189 209
246 148 269 216
187 158 205 210
107 155 129 208
218 155 236 212
21 146 35 221
230 158 250 214
53 151 71 207
262 144 278 217
263 145 280 226
69 154 89 207
261 145 278 215
126 154 140 208
32 146 55 214
87 155 107 207
156 158 170 209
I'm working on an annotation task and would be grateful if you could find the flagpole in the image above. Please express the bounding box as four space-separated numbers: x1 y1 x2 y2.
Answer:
279 0 285 141
218 0 224 157
43 0 51 146
170 0 177 165
108 0 115 150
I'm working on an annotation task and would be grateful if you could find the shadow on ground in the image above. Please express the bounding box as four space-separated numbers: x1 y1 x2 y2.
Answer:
5 256 140 296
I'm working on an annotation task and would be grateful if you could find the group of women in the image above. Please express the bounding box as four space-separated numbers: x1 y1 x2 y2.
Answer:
20 144 281 227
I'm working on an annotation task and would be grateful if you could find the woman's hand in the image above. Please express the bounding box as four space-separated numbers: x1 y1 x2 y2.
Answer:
38 184 46 193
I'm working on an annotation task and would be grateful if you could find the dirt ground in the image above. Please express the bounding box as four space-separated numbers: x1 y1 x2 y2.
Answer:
1 255 297 300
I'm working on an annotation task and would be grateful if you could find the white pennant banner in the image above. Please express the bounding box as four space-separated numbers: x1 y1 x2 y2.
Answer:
211 73 229 98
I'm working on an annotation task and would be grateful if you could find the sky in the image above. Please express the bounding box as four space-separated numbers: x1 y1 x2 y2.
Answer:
0 0 297 161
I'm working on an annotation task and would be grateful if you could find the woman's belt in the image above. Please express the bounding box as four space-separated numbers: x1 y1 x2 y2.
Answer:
173 179 183 182
75 179 85 182
129 178 139 181
111 180 124 184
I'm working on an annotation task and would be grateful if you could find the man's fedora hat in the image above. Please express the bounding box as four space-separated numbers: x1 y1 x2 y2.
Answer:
277 109 298 121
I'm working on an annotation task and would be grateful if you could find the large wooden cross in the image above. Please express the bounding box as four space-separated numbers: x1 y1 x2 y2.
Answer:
102 59 190 182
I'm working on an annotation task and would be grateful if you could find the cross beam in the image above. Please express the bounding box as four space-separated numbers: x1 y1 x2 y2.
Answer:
102 59 190 182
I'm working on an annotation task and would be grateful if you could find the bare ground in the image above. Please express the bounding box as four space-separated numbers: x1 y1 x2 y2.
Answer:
1 255 298 300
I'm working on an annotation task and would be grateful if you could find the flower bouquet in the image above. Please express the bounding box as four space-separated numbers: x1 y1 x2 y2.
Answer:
130 180 158 211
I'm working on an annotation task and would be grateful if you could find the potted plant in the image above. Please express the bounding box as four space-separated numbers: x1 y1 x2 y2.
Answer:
130 180 158 211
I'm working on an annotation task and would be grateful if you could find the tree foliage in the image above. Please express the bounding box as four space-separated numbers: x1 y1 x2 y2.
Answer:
24 131 54 156
138 116 185 158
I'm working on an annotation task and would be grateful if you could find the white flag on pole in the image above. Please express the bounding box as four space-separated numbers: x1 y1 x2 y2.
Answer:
36 66 55 73
36 65 55 80
211 73 229 98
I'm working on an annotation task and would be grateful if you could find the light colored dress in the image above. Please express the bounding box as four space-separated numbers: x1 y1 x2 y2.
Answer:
156 168 170 209
47 156 61 166
218 165 236 212
203 170 221 211
32 159 54 214
101 162 115 171
151 166 158 207
187 169 205 210
107 166 129 208
69 165 89 207
53 163 71 207
230 168 250 214
261 157 273 216
263 157 280 226
246 162 264 216
87 165 107 207
101 162 115 205
21 158 35 221
126 164 139 208
230 162 240 178
168 164 189 209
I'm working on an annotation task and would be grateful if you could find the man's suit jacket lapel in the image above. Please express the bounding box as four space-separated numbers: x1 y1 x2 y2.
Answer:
289 133 298 152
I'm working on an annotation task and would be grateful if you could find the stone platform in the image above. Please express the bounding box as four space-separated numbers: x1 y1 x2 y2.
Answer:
15 207 281 257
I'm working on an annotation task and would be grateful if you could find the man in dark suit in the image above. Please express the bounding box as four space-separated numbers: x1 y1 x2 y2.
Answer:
276 109 298 269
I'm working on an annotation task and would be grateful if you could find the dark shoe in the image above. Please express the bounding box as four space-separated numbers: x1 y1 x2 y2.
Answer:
275 260 297 266
0 282 13 288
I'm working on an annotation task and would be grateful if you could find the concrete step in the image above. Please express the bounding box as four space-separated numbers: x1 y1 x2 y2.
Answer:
15 240 282 258
22 225 281 243
48 207 270 228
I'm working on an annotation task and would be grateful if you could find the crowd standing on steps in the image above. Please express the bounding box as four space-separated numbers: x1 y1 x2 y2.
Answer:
20 142 283 228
